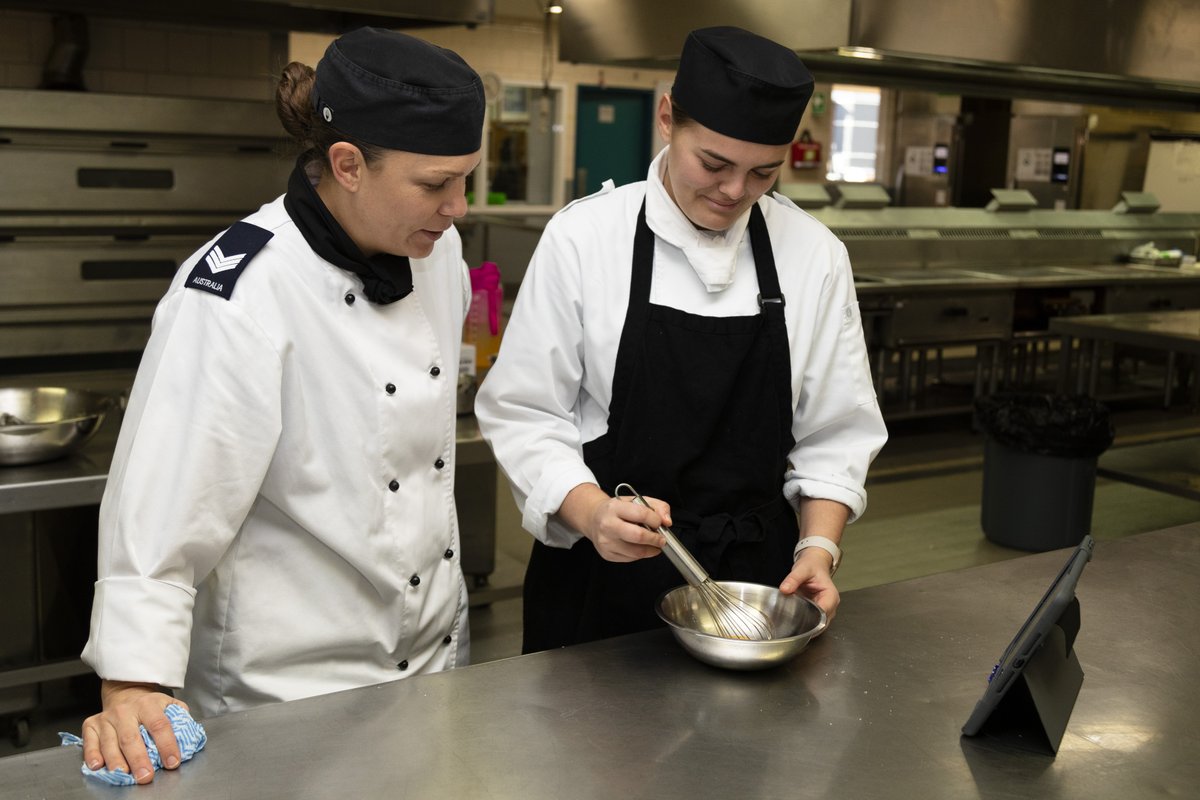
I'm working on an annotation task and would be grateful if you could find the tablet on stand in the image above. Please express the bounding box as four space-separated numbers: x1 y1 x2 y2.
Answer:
961 535 1095 755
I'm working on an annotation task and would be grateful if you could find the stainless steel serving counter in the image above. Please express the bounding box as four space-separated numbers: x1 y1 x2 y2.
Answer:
4 524 1196 799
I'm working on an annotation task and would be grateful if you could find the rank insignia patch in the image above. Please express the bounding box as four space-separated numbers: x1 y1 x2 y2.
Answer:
185 221 274 300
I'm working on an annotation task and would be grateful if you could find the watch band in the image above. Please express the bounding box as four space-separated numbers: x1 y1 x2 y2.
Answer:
794 535 842 575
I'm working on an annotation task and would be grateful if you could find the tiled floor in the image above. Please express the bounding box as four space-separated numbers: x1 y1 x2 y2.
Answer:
4 404 1198 758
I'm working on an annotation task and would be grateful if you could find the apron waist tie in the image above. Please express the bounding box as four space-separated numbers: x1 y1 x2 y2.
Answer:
672 496 792 575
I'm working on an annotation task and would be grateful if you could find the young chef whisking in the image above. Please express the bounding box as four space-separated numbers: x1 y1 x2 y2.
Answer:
78 27 484 783
476 26 888 653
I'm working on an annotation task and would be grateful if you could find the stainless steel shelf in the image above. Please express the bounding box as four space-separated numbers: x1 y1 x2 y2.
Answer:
0 428 116 515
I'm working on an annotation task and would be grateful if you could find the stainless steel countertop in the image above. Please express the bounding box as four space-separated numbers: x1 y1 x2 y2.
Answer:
3 524 1196 799
0 415 494 515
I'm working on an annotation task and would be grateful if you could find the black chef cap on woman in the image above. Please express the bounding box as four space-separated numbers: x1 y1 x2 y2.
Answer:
671 26 814 146
313 27 484 156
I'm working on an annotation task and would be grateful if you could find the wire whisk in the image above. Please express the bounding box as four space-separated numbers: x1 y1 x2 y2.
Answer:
616 483 775 642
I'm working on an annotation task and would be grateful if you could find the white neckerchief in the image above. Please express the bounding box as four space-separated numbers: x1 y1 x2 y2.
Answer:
644 147 752 293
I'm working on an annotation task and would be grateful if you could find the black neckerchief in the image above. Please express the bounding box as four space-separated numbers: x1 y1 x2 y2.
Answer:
282 158 413 304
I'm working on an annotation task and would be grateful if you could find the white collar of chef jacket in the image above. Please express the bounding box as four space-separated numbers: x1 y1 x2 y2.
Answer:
645 147 751 294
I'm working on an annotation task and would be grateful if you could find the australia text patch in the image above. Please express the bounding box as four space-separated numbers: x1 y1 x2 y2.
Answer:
185 221 274 300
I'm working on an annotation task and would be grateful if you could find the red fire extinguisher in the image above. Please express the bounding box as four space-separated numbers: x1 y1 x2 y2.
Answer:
791 129 822 170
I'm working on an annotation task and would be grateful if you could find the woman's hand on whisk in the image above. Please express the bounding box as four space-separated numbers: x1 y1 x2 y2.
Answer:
559 483 670 562
780 548 841 626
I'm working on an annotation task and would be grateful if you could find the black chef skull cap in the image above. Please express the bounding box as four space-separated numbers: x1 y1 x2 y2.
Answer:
670 26 814 146
313 27 484 156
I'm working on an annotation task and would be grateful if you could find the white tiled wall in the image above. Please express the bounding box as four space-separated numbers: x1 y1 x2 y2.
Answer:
394 20 676 148
0 10 50 89
295 25 673 99
0 9 283 101
290 20 836 197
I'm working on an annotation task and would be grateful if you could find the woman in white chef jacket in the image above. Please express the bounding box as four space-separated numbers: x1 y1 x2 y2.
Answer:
78 28 483 783
476 27 888 653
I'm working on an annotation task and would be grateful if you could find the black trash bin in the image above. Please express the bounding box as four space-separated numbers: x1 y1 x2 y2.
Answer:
975 393 1114 552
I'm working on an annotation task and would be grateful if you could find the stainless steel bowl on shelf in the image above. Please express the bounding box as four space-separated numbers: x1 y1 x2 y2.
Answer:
656 581 827 670
0 387 116 466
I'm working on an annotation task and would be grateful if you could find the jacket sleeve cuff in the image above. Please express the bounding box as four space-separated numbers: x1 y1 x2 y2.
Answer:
81 576 197 689
522 459 598 548
783 477 867 524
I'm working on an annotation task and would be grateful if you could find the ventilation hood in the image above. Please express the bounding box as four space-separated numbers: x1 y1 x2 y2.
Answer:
0 0 493 32
559 0 1200 111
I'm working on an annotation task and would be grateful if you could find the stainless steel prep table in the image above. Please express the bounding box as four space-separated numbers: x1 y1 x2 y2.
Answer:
1049 309 1200 401
853 264 1200 405
3 524 1196 800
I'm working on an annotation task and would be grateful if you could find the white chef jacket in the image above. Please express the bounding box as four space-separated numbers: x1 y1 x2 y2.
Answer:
82 195 472 718
475 148 888 549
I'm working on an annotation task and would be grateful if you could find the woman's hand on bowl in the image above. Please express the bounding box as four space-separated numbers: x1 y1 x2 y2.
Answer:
780 550 840 627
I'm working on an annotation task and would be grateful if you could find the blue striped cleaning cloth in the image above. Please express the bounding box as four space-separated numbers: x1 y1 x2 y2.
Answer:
59 702 207 786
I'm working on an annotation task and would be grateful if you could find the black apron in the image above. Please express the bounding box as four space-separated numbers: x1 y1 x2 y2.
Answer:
522 199 798 653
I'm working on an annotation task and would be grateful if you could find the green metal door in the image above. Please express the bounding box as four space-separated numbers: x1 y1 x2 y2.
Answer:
574 87 653 198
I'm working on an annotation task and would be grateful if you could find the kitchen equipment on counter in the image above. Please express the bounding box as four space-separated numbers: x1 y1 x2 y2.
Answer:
1128 241 1184 267
616 483 775 641
0 387 116 466
657 581 827 670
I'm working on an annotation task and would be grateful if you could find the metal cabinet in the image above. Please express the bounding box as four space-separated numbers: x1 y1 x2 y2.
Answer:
1103 283 1200 313
878 291 1015 347
0 515 38 747
0 506 99 748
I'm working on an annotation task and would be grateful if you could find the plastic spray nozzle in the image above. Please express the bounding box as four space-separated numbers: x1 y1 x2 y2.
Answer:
471 262 502 335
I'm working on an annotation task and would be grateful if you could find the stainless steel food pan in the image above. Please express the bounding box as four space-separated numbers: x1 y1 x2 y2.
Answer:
0 387 115 466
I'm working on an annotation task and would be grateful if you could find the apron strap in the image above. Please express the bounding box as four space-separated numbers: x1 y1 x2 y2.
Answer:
747 202 794 449
748 203 784 308
605 198 655 438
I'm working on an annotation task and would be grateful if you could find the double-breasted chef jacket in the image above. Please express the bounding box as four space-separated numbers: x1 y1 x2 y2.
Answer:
82 192 472 718
475 147 889 648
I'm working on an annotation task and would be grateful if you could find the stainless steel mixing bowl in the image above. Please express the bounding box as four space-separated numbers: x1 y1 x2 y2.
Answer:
656 581 827 670
0 387 115 466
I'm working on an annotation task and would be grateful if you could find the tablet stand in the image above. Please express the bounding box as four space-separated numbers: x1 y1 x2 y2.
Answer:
975 596 1083 755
